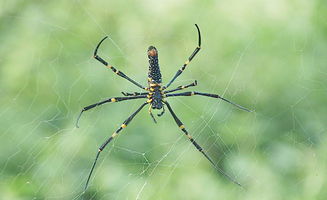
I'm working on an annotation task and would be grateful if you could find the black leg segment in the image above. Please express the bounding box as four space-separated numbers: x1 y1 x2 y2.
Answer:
94 36 146 90
165 24 201 89
166 91 252 112
76 95 147 128
121 91 149 96
164 101 243 187
84 102 148 191
164 80 197 94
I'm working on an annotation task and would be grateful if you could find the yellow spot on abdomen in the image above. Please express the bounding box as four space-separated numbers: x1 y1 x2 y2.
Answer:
150 83 160 87
111 98 117 102
121 124 127 128
179 125 185 129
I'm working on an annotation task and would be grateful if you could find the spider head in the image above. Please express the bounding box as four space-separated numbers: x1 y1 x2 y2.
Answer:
147 46 158 58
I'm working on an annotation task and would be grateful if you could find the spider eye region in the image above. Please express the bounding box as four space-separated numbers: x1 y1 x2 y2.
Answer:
147 46 158 57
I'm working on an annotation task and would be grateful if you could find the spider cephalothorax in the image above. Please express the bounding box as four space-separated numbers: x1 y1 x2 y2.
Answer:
76 24 252 192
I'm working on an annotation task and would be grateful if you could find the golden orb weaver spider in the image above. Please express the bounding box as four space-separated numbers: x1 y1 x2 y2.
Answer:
76 24 252 191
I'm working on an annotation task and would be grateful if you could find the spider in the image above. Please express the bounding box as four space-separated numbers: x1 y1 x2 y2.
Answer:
76 24 252 191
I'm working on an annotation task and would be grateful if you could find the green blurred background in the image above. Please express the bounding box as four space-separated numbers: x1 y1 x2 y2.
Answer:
1 0 326 199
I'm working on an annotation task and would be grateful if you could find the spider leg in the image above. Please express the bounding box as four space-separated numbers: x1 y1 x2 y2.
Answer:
148 105 157 123
164 80 197 94
84 102 148 191
76 95 147 128
166 91 252 112
94 36 146 90
163 101 243 187
157 106 165 117
121 91 148 96
164 24 201 89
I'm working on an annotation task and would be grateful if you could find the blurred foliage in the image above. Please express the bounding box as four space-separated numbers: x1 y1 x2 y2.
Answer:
0 0 326 199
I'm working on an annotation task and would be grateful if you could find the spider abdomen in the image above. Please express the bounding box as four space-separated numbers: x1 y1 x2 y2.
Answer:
147 46 162 84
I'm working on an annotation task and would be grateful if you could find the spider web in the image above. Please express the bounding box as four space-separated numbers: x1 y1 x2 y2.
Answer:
1 1 326 200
